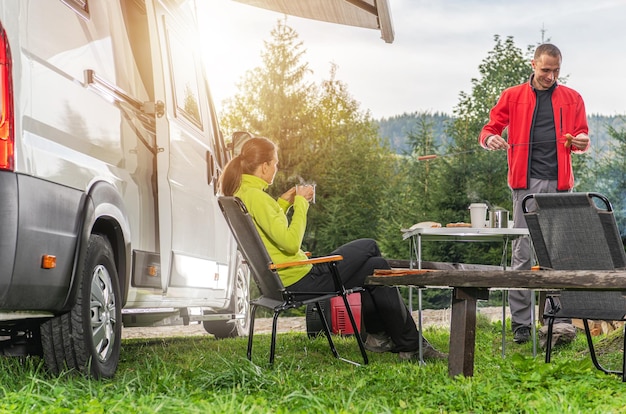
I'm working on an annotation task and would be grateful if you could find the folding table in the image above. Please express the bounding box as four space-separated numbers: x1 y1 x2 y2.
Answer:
401 226 534 362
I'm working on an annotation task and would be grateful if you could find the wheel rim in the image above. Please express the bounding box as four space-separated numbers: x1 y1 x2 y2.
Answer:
234 260 250 332
90 264 117 362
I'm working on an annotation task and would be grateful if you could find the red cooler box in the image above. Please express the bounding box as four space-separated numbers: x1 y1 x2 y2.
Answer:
305 292 362 336
330 293 361 335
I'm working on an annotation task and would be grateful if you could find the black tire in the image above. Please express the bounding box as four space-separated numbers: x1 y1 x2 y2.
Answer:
40 234 122 379
203 252 250 338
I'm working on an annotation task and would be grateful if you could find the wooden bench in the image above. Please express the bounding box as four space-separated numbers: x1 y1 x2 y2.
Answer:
366 269 626 377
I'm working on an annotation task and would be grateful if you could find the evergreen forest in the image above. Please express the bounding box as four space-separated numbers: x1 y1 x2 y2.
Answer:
218 22 626 308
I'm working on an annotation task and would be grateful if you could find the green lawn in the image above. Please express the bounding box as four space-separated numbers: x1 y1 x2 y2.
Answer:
1 316 625 413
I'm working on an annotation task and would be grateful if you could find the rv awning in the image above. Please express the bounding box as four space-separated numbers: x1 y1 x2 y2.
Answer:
232 0 394 43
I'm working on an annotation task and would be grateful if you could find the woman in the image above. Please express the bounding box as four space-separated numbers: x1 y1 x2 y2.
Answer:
219 136 445 361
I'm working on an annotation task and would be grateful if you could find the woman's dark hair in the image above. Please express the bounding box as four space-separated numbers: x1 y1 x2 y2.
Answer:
219 136 276 196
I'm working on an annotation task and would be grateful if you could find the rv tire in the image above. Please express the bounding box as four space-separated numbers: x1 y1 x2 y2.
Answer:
41 234 122 378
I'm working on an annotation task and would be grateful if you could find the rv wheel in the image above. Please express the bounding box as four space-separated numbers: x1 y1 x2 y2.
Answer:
41 234 121 378
203 252 250 338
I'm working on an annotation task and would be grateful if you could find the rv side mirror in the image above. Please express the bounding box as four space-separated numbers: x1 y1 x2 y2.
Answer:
231 131 255 157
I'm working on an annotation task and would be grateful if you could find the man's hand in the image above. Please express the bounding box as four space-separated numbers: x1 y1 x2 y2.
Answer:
485 135 510 151
566 133 590 150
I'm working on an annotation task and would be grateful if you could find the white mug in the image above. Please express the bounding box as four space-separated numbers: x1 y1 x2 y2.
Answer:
296 184 316 204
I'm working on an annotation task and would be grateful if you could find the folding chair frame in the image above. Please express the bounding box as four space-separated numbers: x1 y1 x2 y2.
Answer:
544 296 626 381
218 196 368 366
523 192 626 381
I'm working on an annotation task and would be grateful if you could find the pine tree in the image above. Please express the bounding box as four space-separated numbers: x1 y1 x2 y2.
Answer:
219 20 395 255
220 18 315 187
424 36 531 265
589 121 626 235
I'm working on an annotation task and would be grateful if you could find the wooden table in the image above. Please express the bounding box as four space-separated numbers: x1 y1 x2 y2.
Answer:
366 269 626 377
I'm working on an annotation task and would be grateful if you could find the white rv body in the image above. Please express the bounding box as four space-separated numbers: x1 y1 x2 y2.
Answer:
0 0 392 378
0 0 246 378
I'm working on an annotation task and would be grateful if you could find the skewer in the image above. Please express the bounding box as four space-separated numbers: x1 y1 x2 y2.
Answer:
416 137 575 161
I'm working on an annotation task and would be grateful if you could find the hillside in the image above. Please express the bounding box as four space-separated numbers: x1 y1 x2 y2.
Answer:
377 112 626 156
377 111 451 154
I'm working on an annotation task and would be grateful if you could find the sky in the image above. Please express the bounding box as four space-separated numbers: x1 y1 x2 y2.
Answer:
199 0 626 120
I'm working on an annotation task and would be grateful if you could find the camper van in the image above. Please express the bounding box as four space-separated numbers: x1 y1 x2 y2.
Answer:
0 0 392 378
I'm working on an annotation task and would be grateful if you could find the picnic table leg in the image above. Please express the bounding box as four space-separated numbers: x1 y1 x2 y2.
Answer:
448 287 489 377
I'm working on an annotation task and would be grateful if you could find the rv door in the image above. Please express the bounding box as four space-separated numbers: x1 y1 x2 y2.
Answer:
145 0 230 295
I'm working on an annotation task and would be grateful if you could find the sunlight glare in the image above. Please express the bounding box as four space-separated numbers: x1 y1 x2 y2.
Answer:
196 1 274 111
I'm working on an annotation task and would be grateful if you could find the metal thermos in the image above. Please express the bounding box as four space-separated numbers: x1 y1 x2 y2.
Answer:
489 208 509 228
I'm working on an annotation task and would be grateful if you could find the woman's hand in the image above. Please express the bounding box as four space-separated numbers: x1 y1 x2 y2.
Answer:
295 184 315 203
280 187 297 204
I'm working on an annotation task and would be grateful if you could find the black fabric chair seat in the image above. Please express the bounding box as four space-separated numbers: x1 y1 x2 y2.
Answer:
546 291 626 321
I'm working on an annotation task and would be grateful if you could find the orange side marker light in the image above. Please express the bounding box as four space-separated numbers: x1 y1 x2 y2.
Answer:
41 255 57 269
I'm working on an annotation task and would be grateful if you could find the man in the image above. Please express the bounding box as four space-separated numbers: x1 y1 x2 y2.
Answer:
479 43 590 344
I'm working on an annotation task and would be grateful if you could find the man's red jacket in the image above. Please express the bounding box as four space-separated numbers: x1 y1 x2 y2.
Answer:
479 81 589 191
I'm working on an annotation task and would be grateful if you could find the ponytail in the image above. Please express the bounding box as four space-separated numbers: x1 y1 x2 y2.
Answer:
218 155 243 196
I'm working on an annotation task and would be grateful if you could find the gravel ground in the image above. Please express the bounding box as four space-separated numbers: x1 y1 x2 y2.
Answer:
122 306 511 339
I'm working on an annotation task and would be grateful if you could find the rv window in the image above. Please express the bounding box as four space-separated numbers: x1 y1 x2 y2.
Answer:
167 29 202 128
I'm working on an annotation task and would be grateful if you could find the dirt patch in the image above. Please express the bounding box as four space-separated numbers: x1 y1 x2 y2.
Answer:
121 306 510 339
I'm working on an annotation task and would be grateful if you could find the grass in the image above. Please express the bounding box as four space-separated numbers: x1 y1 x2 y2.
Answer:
1 315 626 413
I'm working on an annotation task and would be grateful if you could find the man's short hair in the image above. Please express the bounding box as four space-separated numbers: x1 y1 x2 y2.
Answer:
534 43 561 60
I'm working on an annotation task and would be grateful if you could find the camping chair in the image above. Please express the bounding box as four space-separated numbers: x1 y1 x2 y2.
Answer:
217 196 368 366
523 192 626 381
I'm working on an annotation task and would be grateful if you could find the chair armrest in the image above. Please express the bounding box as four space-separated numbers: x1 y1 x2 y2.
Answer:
269 255 343 270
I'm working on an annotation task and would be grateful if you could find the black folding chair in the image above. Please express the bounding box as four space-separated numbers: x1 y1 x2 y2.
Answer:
523 192 626 381
217 196 368 366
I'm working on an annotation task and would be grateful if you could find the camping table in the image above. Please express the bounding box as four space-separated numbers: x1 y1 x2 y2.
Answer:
366 269 626 377
400 226 533 361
